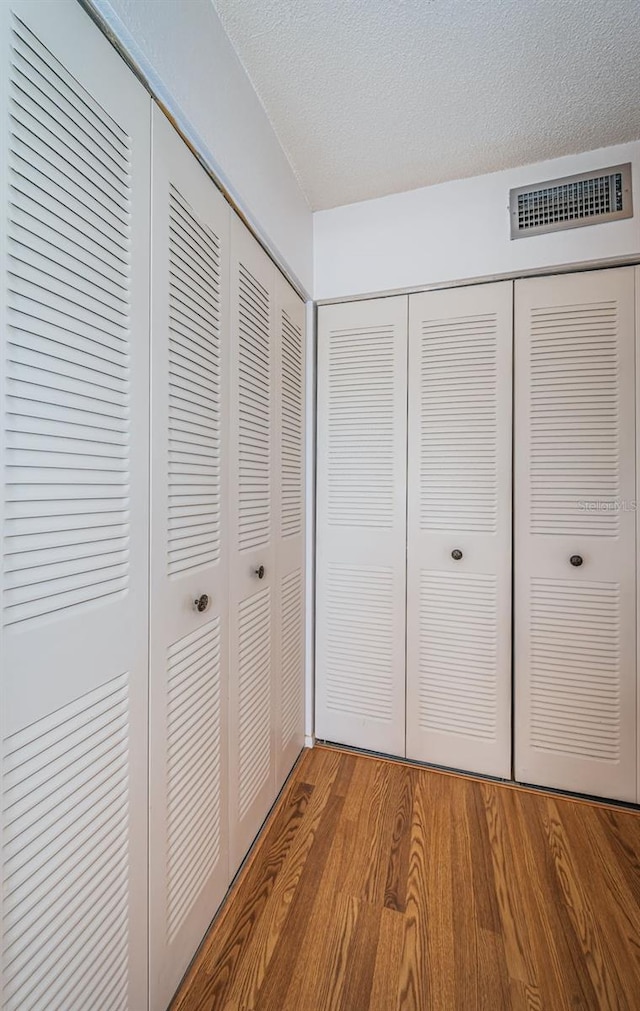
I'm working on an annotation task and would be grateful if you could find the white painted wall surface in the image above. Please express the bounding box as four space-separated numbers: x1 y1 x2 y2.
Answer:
314 142 640 301
88 0 313 294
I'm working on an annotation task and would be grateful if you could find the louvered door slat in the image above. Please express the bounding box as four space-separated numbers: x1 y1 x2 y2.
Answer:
148 108 229 1011
1 3 150 1009
316 296 407 755
514 267 637 803
406 282 512 778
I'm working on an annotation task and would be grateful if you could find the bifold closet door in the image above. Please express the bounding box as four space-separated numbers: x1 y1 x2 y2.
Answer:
228 214 278 870
515 267 637 803
148 108 230 1011
274 272 306 787
406 282 512 778
316 296 407 755
228 221 305 870
0 2 150 1008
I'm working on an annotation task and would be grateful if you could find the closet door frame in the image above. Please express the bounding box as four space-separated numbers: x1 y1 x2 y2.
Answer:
315 263 639 805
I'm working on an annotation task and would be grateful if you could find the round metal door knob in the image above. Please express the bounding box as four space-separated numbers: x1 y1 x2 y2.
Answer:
451 549 463 561
193 593 210 613
254 565 266 579
569 555 584 567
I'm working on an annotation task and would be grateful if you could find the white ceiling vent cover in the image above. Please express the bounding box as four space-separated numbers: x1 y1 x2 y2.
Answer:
510 163 632 239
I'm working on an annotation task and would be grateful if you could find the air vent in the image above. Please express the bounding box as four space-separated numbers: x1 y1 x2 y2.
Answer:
510 163 632 239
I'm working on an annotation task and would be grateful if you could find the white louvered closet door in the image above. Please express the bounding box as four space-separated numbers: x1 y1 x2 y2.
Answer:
274 271 306 788
0 2 150 1009
316 296 408 755
148 108 230 1011
229 214 277 870
406 282 512 778
515 268 637 803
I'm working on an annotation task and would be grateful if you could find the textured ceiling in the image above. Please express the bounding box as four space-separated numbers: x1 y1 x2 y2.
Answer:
210 0 640 211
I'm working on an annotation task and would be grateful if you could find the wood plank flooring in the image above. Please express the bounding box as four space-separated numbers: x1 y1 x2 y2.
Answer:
172 746 640 1011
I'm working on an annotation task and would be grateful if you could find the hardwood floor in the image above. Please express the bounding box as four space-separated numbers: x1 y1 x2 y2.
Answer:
172 746 640 1011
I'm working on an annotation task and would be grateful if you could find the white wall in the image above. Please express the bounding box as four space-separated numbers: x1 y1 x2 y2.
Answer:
314 141 640 301
88 0 313 294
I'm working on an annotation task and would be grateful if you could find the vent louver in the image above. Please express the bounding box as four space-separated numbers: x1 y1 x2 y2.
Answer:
510 164 632 239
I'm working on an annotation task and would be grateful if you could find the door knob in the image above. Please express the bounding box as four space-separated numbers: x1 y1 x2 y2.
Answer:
254 565 265 579
451 549 463 561
193 593 210 613
569 555 583 567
